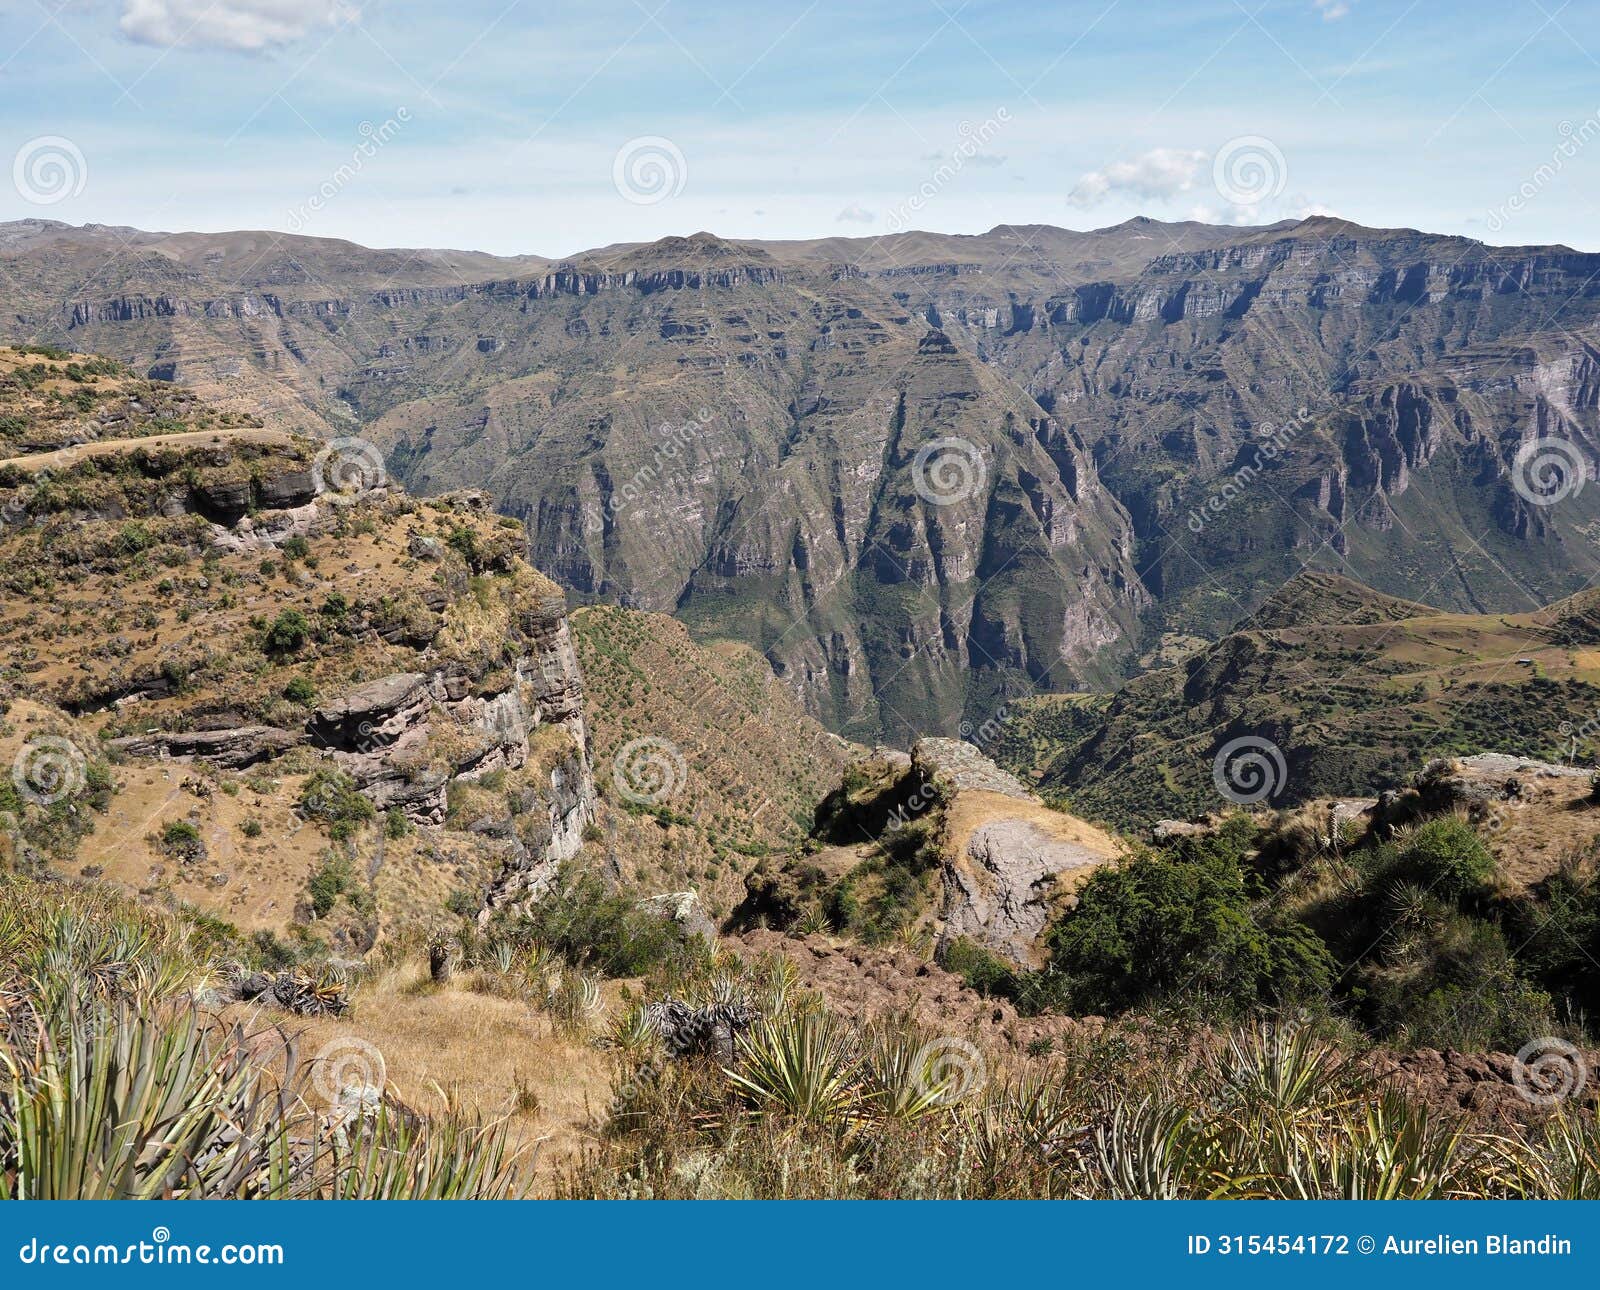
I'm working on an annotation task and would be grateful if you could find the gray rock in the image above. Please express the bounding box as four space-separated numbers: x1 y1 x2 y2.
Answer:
939 818 1107 967
912 737 1031 799
108 724 299 769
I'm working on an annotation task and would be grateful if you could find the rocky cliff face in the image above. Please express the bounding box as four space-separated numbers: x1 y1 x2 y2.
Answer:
0 350 596 924
9 217 1600 733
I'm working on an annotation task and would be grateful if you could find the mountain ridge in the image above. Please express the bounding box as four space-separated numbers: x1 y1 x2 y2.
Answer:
6 215 1600 740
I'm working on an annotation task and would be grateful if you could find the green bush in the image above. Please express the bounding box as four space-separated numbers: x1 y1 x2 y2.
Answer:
940 936 1020 999
1047 823 1332 1015
262 609 310 655
158 819 204 861
282 673 316 704
1377 817 1496 902
503 868 699 977
306 853 365 919
298 769 375 841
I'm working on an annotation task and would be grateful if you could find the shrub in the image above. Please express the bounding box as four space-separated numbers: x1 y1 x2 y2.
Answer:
158 819 204 861
1381 817 1496 901
282 673 316 704
262 609 310 654
1047 826 1332 1015
941 936 1020 999
306 853 364 919
298 769 375 841
504 868 697 977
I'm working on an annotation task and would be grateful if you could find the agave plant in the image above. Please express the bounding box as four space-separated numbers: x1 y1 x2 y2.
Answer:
1286 1092 1488 1199
1524 1108 1600 1199
311 1105 528 1199
608 1002 659 1057
0 1002 305 1199
1207 1017 1365 1121
858 1026 950 1121
1092 1094 1246 1199
725 1012 859 1125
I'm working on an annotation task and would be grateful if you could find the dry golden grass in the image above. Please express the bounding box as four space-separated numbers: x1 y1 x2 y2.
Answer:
280 963 620 1178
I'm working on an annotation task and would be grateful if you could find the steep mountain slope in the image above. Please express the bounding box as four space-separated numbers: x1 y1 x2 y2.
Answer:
571 604 851 917
0 347 595 943
7 216 1600 740
1026 571 1600 830
908 218 1600 638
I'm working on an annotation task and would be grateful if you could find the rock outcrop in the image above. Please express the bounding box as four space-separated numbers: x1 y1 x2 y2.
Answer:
906 738 1122 967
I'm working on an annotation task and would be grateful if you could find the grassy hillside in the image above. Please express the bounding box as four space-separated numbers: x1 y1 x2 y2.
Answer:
1019 572 1600 831
571 605 851 917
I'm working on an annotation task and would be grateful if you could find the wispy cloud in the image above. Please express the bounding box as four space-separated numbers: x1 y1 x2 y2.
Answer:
119 0 359 52
1066 147 1207 208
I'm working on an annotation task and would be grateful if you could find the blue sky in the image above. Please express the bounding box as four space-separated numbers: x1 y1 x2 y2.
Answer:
1 0 1597 255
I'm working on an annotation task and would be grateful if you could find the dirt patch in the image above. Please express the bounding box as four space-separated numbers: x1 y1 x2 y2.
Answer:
735 928 1099 1051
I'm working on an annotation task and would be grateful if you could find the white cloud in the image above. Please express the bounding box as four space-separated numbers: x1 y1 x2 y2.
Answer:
119 0 358 51
1066 147 1208 208
835 203 875 224
1312 0 1351 20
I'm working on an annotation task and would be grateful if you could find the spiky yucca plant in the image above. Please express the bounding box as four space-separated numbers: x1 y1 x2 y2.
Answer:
725 1013 858 1125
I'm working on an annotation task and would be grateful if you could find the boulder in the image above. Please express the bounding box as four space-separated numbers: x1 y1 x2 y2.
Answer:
940 818 1108 966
